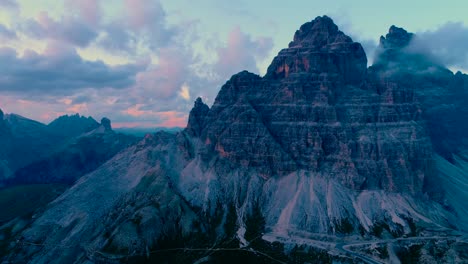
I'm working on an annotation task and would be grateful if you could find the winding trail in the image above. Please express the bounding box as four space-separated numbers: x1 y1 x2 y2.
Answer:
264 231 465 264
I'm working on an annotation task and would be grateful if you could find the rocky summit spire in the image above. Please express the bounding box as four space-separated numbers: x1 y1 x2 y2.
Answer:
0 108 6 131
379 25 413 50
372 25 447 72
289 15 350 48
265 16 367 84
194 16 431 193
101 117 112 131
186 97 209 137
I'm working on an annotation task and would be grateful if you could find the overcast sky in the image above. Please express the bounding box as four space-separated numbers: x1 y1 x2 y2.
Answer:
0 0 467 127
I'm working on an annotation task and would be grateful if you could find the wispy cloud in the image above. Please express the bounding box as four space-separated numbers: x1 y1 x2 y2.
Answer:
409 22 468 71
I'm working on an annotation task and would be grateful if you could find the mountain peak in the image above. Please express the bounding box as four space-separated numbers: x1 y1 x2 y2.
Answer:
0 108 4 120
101 117 112 131
373 25 450 72
379 25 413 50
289 15 352 48
186 97 210 137
48 114 99 136
266 16 367 84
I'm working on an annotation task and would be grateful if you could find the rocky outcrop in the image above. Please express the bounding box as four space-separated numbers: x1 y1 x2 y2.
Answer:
185 97 210 137
266 15 367 85
4 16 467 263
198 16 431 194
100 117 112 131
371 24 468 162
0 108 9 136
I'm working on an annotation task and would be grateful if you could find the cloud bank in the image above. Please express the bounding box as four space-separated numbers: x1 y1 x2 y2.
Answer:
410 22 468 71
0 0 274 127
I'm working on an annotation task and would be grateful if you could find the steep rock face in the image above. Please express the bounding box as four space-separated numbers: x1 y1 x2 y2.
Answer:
369 25 468 225
185 97 210 137
100 117 112 131
4 16 465 263
0 109 13 181
200 16 431 194
370 24 468 160
266 16 367 85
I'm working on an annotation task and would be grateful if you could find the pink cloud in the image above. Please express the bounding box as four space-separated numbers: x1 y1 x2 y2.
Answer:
121 104 187 127
216 27 273 77
1 97 67 123
66 103 88 113
66 0 102 25
124 0 165 30
157 111 187 127
134 48 187 99
122 104 148 117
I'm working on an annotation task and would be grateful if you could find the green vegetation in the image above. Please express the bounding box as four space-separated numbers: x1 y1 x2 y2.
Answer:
371 222 387 238
98 200 349 264
244 202 266 243
376 245 389 259
404 216 419 236
370 221 404 238
335 218 354 234
224 203 238 239
396 244 423 264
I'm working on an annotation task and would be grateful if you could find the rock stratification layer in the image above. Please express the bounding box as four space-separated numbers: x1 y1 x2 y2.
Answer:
4 16 467 263
198 15 431 194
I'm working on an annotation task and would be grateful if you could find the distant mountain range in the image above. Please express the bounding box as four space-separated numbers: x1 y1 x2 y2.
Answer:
114 127 182 137
0 113 139 233
0 113 138 186
2 16 468 263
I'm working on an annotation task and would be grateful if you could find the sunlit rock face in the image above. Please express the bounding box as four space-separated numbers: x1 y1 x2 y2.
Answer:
198 16 431 194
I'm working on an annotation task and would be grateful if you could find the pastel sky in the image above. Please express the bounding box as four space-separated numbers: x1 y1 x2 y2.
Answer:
1 0 468 127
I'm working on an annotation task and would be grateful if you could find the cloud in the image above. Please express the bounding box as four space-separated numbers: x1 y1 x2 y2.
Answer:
134 47 189 100
0 0 18 10
215 27 273 77
409 22 468 70
65 0 102 25
97 21 137 54
120 104 186 127
0 24 17 40
0 43 146 93
0 1 276 127
96 0 176 54
124 0 166 30
330 14 378 64
21 12 98 47
179 83 191 101
66 103 88 113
